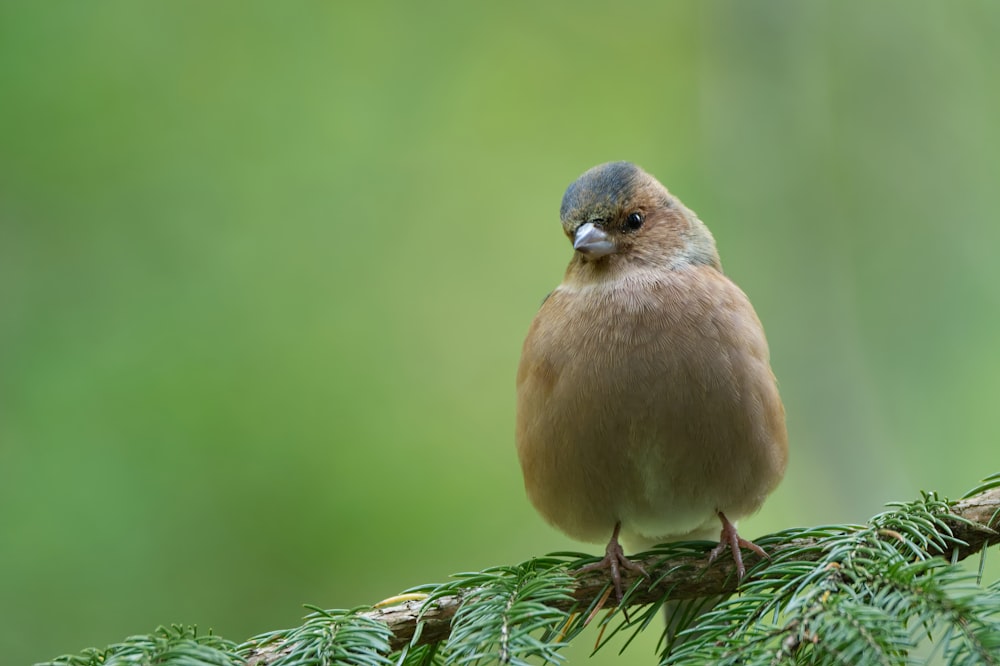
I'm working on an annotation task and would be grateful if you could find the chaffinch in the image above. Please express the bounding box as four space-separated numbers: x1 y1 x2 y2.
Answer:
516 161 788 602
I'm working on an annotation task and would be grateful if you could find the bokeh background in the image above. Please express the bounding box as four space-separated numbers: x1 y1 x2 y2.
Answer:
2 2 998 664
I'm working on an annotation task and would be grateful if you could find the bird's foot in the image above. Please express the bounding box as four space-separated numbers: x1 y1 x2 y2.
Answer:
707 511 769 580
572 522 649 608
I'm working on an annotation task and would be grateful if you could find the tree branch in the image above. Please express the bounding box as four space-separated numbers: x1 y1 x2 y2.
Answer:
244 487 1000 664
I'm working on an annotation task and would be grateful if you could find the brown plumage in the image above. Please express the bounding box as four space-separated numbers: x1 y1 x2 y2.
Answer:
516 162 787 601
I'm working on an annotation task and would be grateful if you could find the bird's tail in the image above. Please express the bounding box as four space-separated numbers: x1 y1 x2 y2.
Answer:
662 593 728 653
627 526 726 655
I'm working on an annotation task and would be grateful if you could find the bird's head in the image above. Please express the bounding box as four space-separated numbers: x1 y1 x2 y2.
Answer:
559 162 720 271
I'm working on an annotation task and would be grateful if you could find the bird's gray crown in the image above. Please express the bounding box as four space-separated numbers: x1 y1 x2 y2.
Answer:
560 161 642 222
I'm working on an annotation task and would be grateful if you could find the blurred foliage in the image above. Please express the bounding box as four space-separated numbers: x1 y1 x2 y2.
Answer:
1 2 998 664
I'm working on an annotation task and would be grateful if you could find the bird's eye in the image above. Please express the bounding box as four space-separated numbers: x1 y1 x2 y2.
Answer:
625 212 644 231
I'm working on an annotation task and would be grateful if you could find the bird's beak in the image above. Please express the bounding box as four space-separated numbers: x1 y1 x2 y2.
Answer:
573 222 615 257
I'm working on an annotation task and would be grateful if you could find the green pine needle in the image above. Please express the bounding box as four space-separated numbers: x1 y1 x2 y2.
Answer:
38 624 242 666
421 560 576 666
241 607 393 666
661 485 1000 666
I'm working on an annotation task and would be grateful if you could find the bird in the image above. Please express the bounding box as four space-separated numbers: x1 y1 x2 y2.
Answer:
515 161 788 608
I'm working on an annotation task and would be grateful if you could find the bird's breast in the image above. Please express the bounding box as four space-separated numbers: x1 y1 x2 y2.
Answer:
515 266 787 545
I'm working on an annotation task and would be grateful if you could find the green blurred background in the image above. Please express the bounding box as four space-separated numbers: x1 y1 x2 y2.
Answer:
2 2 998 664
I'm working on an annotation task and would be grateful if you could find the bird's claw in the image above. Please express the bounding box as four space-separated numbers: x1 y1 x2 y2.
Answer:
708 511 770 580
572 522 649 610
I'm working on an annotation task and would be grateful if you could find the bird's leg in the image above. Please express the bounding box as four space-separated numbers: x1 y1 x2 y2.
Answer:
707 511 769 579
572 521 649 607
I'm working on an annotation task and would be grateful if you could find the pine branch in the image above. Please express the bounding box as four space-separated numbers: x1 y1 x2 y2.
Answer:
40 475 1000 666
237 481 1000 665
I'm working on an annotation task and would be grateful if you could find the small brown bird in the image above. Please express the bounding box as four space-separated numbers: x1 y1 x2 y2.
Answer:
516 162 787 602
